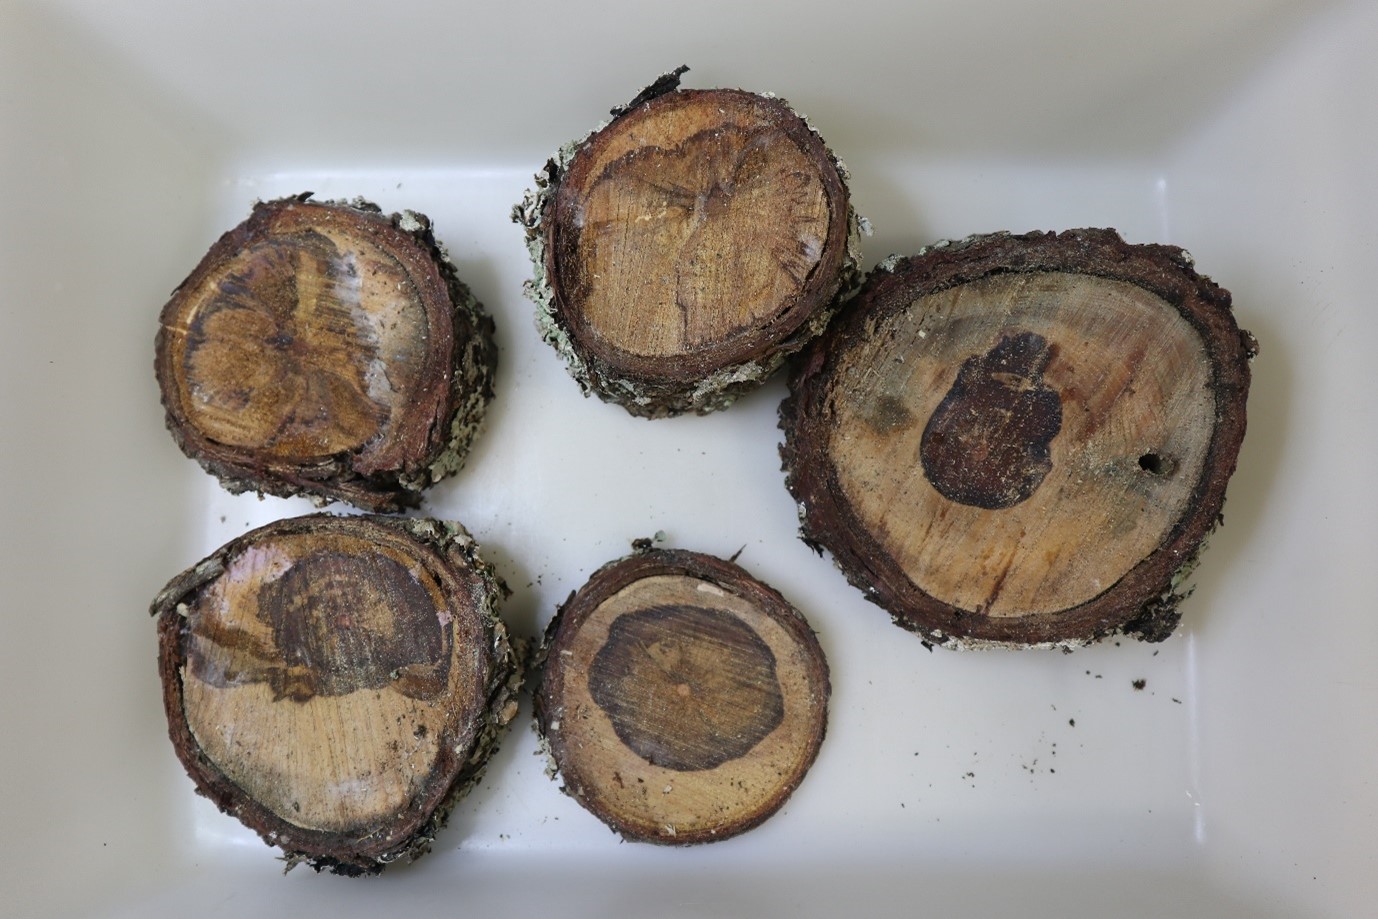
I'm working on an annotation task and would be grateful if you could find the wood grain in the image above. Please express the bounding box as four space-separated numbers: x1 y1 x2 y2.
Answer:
156 196 495 511
530 77 856 417
781 229 1256 647
153 514 519 874
534 550 829 843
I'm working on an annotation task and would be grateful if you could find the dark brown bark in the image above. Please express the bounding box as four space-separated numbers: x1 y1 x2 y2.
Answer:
155 194 496 512
516 69 859 418
151 514 521 874
780 229 1257 648
533 548 829 843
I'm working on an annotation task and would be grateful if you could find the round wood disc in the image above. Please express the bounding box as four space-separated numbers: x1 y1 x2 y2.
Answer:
517 70 858 417
156 195 497 511
781 229 1256 648
151 514 520 874
534 548 830 844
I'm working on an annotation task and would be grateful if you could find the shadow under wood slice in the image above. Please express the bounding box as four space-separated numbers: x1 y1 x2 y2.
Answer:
151 514 520 874
156 195 497 512
780 229 1257 648
516 69 860 418
534 548 829 843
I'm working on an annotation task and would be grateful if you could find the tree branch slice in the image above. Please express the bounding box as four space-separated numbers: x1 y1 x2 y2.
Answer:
156 196 497 511
151 514 521 874
533 548 829 843
780 229 1256 648
516 76 861 418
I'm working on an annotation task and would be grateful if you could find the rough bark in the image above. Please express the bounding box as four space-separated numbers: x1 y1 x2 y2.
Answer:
533 547 829 843
151 514 521 874
156 194 496 512
514 68 862 418
780 229 1257 648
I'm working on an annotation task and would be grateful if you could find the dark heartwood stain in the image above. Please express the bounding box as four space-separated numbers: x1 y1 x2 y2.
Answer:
588 604 784 771
187 550 450 703
920 331 1062 509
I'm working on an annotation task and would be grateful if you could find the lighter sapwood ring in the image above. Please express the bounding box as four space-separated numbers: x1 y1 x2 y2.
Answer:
780 229 1257 648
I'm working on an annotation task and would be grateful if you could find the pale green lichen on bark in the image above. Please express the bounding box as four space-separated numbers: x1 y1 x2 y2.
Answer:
871 231 1005 278
513 136 600 400
512 70 866 418
390 209 497 494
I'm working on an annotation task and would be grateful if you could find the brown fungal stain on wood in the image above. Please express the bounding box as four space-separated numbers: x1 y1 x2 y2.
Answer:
780 229 1256 646
179 230 400 459
178 530 475 835
568 122 830 357
531 83 857 417
534 550 829 844
165 204 434 465
157 197 495 511
865 394 916 434
588 604 784 771
155 515 519 872
188 550 453 703
920 331 1062 509
827 270 1216 618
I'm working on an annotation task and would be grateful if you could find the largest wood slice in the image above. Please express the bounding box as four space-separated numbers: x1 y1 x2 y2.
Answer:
514 67 862 418
156 195 497 512
781 229 1257 648
151 514 521 874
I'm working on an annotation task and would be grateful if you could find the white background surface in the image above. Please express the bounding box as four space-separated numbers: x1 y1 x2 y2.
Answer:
1 1 1373 916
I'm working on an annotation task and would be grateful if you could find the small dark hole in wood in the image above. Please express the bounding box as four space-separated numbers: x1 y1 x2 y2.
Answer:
1138 452 1175 476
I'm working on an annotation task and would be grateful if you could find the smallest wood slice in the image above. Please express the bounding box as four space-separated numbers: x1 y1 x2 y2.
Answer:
151 514 521 874
515 67 860 418
534 548 830 844
781 229 1258 648
156 195 497 512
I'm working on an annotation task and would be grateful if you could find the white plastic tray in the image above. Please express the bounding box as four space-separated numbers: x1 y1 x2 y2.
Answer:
2 1 1373 916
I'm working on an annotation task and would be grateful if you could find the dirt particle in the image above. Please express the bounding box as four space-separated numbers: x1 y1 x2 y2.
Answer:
1132 679 1147 691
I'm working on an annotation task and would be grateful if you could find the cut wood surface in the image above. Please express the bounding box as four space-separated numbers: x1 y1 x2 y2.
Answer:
516 68 858 417
534 548 829 844
151 514 520 874
781 229 1257 647
156 195 496 511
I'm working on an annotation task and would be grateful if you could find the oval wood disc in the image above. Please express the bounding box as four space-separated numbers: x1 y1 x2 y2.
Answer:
156 195 497 511
151 514 521 874
781 229 1256 648
518 70 858 417
534 548 830 843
